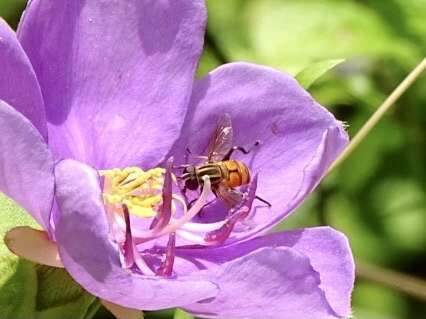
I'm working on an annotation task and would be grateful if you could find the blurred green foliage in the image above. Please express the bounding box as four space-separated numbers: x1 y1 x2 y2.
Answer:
0 0 425 318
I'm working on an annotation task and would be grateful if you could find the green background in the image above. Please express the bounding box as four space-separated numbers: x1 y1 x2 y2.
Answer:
1 0 425 318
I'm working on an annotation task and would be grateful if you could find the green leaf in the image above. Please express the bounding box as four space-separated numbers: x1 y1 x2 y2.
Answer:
174 309 194 319
295 59 345 89
0 194 99 319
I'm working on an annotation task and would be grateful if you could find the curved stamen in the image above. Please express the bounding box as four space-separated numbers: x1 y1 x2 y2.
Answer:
133 176 211 243
154 176 211 237
176 230 208 245
171 194 188 215
179 220 226 233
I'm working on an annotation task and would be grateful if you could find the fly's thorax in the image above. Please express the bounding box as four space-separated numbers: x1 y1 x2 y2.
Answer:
195 163 225 185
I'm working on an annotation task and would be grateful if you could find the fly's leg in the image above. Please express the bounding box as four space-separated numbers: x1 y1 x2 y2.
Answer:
223 140 261 160
184 147 192 164
255 195 272 207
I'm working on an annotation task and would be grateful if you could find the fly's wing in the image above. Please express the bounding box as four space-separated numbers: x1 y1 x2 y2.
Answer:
215 183 243 208
207 113 233 162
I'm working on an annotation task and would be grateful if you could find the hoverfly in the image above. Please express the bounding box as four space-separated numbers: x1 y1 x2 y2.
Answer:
180 113 271 208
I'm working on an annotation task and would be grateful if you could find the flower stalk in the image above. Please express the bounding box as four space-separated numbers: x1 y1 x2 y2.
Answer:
356 261 426 302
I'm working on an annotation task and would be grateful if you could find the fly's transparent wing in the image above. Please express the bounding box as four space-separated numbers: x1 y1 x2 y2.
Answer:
215 183 243 208
207 113 233 162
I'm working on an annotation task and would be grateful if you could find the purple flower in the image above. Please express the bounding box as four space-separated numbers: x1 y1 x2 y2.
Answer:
0 1 354 318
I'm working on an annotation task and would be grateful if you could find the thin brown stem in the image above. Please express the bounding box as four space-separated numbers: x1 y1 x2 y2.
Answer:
328 57 426 174
356 261 426 301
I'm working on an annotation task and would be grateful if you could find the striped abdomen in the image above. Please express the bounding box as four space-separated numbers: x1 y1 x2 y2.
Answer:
221 160 250 188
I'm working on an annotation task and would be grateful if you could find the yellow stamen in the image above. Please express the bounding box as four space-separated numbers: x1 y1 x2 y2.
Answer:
101 167 165 218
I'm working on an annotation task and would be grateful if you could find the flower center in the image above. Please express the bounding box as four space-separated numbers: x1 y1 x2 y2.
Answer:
98 159 259 277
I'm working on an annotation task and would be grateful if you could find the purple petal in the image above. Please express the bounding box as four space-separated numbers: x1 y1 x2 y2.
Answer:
18 0 207 168
172 62 348 241
185 248 337 319
0 100 54 229
54 159 218 310
179 227 354 318
0 18 47 139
